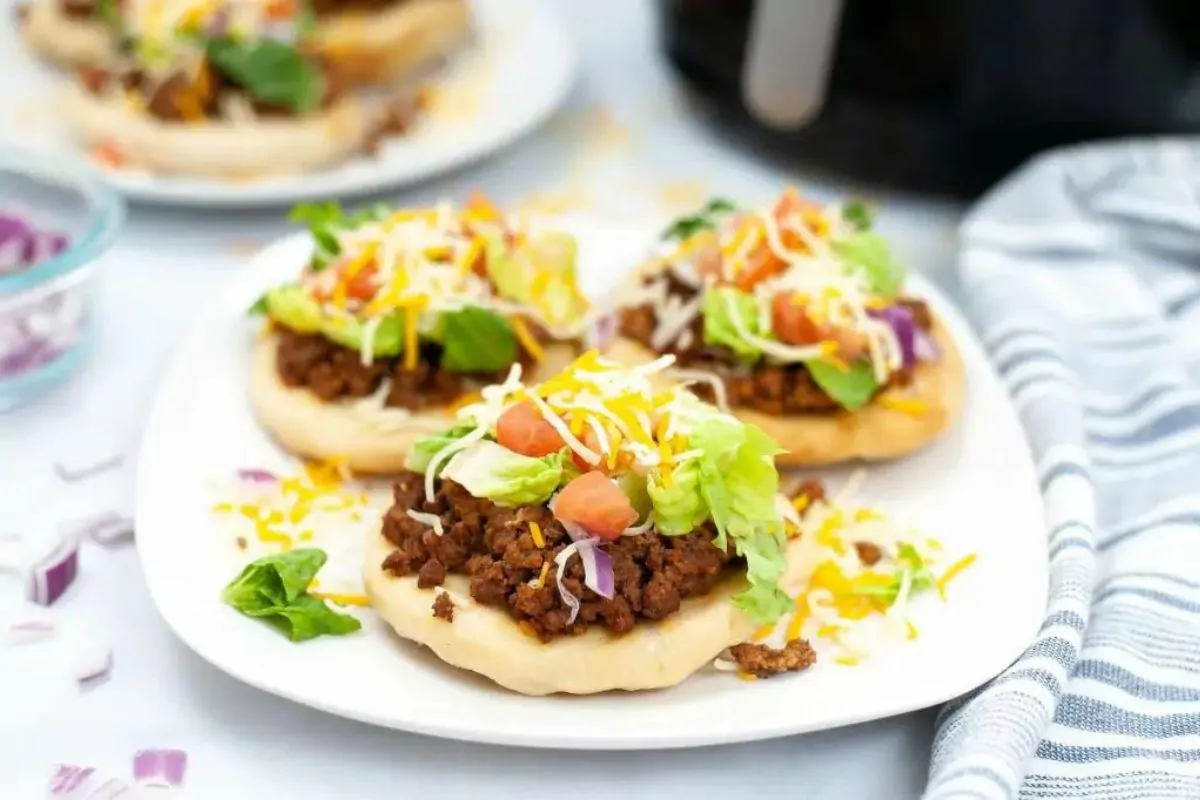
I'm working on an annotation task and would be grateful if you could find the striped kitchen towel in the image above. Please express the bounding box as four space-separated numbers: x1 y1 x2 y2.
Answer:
924 141 1200 799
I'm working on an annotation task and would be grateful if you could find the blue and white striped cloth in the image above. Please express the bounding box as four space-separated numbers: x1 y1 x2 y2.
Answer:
924 141 1200 799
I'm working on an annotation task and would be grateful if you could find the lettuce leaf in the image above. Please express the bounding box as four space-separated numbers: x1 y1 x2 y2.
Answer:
222 549 361 642
831 231 905 297
841 201 873 231
702 287 766 362
289 201 393 270
406 424 480 473
439 307 517 373
685 413 791 624
485 231 584 327
662 197 737 241
205 39 325 113
806 359 878 410
647 460 707 535
440 441 564 506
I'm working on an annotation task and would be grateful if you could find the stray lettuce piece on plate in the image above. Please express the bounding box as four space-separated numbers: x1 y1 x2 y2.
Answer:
832 231 905 297
407 424 481 473
439 307 517 373
440 440 564 506
222 549 362 642
205 39 325 113
806 359 879 411
662 197 738 241
702 287 766 362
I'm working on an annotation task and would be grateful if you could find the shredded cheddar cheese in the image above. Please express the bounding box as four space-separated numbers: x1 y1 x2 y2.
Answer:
529 521 545 548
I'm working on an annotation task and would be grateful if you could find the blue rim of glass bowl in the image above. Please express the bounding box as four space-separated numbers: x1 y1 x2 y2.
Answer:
0 149 126 296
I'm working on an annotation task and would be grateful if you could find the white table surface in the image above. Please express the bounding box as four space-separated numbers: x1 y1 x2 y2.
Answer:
0 1 967 797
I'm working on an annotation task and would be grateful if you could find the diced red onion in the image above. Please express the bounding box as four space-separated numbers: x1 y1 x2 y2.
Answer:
913 328 940 362
553 541 586 624
237 468 278 484
132 750 188 787
586 312 617 351
0 212 68 277
85 778 131 799
27 534 78 606
74 640 113 690
48 765 96 796
6 619 56 645
61 512 134 547
868 305 916 369
582 543 614 599
54 455 125 483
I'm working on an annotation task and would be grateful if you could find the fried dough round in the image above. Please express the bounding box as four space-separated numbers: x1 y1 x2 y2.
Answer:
605 316 964 466
362 529 811 695
311 0 471 85
248 334 577 474
21 1 115 68
63 84 375 179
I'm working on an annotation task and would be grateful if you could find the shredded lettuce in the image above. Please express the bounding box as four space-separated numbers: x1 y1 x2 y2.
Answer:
222 549 361 642
259 284 406 356
439 307 517 373
440 441 564 506
647 460 708 535
646 400 792 623
805 359 879 410
831 231 905 297
702 287 766 362
615 472 653 523
289 201 393 270
840 201 873 231
486 231 583 327
406 424 480 473
205 39 325 113
662 197 737 241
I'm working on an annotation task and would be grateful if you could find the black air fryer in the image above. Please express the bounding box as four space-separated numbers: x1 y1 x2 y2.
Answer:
660 0 1200 196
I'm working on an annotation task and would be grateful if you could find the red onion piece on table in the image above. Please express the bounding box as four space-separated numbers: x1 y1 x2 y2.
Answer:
48 765 96 796
75 643 113 690
54 455 125 483
132 749 188 787
27 534 79 606
6 619 56 645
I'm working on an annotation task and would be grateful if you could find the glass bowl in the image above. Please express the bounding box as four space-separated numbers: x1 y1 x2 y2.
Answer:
0 149 125 411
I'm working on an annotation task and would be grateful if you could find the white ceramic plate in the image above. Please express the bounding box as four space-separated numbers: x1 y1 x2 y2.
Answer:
0 0 575 207
135 218 1048 749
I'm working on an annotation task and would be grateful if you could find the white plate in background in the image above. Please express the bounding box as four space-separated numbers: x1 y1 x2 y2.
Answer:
0 0 575 207
135 218 1047 748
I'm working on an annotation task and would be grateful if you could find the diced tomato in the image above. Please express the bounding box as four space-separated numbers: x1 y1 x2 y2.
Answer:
553 472 638 541
92 141 125 169
828 326 868 362
771 292 822 345
690 231 723 282
464 190 503 223
570 426 611 473
496 402 566 458
345 265 378 300
266 0 296 20
735 242 787 291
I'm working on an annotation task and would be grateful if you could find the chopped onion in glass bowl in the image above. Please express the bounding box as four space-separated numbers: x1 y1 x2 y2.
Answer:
0 149 124 410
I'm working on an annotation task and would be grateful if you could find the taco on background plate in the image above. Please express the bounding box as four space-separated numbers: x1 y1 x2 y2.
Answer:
248 194 589 473
607 189 964 466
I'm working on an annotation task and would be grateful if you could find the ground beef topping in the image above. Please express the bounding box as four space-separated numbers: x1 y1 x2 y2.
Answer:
59 0 97 18
273 326 541 411
729 639 817 678
431 592 455 622
77 55 349 123
617 277 933 415
379 470 737 641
